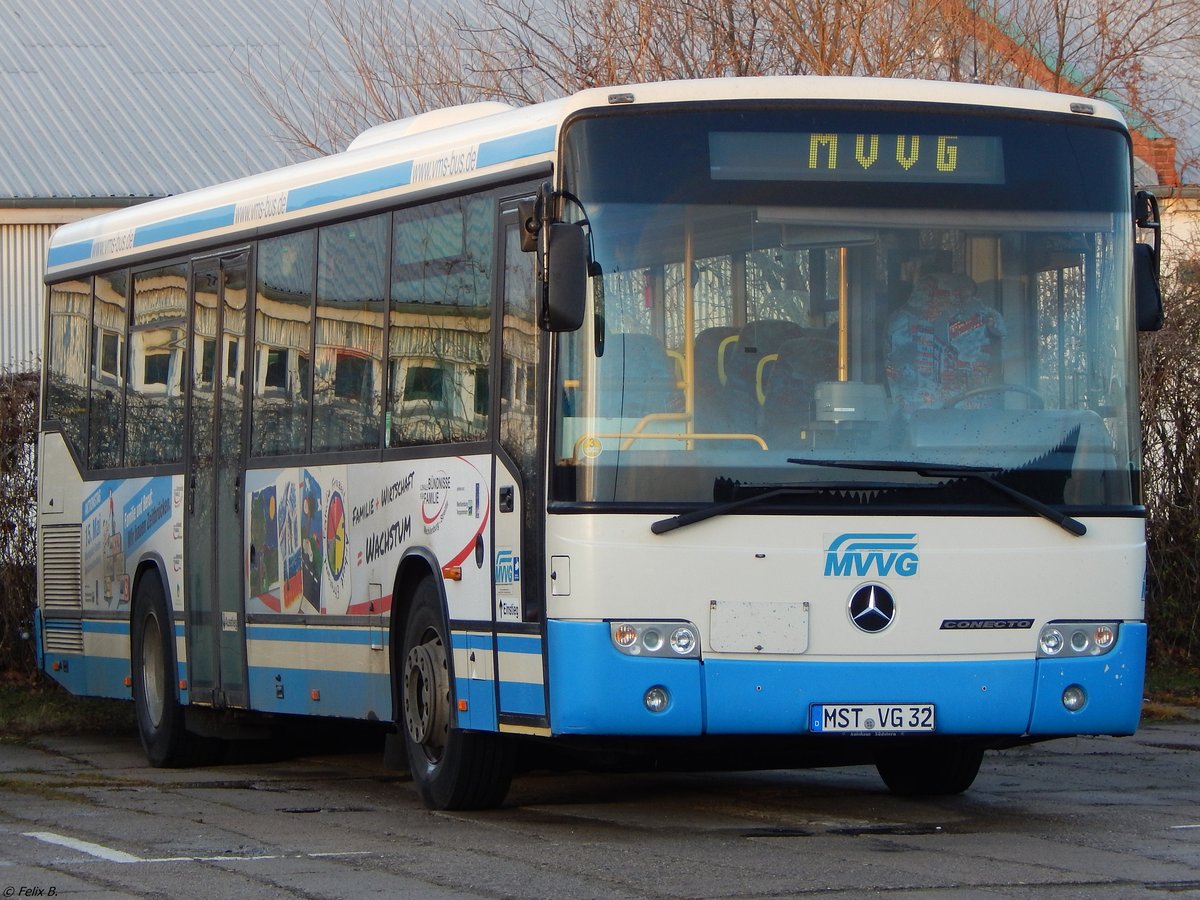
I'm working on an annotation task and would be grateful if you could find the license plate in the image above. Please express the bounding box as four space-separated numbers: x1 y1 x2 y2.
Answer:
810 703 935 733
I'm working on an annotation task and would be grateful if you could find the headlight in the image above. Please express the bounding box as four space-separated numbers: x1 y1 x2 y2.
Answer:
1037 622 1121 658
1039 627 1064 656
670 626 697 655
610 621 701 658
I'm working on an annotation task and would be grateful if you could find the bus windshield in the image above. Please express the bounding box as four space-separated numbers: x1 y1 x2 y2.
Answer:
553 104 1139 514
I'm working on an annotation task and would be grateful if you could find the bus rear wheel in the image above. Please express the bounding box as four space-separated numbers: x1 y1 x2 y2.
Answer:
131 574 221 767
401 576 514 810
874 741 984 796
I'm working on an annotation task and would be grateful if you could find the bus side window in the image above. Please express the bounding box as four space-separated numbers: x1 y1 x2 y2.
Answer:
313 215 388 453
88 270 128 469
45 278 92 458
126 263 187 466
389 196 494 447
253 231 314 457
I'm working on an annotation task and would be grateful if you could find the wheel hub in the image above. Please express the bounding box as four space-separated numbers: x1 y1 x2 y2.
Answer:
404 638 448 752
141 615 165 729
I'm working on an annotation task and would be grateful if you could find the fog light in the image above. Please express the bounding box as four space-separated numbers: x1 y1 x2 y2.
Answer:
1094 624 1115 649
1039 627 1064 656
613 624 637 647
644 686 669 713
642 629 664 652
670 626 696 655
1062 685 1087 711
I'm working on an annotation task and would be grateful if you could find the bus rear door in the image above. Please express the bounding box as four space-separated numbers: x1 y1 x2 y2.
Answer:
185 252 250 708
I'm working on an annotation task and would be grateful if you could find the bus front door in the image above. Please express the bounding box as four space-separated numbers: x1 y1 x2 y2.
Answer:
185 253 249 709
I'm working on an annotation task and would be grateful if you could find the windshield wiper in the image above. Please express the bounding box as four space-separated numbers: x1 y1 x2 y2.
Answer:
785 457 1086 537
650 479 897 535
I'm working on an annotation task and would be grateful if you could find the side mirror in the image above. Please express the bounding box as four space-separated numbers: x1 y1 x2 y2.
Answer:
1134 191 1164 332
542 222 588 332
519 182 589 332
1135 243 1164 331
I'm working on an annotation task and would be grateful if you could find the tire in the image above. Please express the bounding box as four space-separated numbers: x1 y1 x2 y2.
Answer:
401 576 514 809
131 574 221 767
874 741 984 796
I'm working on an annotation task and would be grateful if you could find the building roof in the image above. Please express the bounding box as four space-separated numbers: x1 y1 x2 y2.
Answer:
2 0 1193 205
0 0 335 203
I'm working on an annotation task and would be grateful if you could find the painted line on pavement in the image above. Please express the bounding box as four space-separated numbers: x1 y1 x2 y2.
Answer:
23 832 374 864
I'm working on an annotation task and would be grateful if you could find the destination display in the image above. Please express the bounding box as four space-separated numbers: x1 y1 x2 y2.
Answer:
710 131 1005 184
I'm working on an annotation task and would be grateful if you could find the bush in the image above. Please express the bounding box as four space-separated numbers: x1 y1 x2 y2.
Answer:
0 369 38 675
1141 247 1200 665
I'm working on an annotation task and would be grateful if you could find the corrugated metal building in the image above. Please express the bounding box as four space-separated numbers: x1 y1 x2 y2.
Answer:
0 0 343 372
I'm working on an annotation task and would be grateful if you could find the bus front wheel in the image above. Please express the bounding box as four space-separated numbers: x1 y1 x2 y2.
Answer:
401 576 514 809
874 741 984 796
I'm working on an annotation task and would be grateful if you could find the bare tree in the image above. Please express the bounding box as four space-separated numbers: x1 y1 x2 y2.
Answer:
1139 232 1200 661
962 0 1200 178
242 0 1200 184
244 0 495 156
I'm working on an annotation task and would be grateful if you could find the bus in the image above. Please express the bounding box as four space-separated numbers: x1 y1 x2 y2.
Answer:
37 77 1164 809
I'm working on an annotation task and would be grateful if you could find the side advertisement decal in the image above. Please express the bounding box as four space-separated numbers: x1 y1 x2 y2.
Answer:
82 475 185 612
245 457 491 620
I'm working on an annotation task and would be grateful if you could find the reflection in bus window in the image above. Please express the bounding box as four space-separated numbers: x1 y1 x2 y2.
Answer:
314 215 387 452
127 263 187 466
253 231 314 456
388 195 493 446
89 270 127 469
46 278 92 456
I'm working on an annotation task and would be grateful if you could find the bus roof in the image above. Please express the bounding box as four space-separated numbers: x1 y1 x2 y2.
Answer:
45 76 1127 281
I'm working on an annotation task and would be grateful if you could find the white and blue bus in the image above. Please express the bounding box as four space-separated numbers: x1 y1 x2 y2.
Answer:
37 77 1163 809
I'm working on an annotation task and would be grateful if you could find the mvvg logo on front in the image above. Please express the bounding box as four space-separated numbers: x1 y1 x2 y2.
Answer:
824 532 919 578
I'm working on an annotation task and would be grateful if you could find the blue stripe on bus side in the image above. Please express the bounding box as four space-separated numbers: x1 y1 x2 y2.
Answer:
496 633 542 654
135 204 237 247
48 239 94 268
450 631 494 651
287 161 414 212
476 125 556 168
82 620 130 634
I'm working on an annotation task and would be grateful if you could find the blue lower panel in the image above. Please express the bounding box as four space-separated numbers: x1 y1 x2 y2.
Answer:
247 666 391 719
548 620 703 735
43 651 132 701
499 680 546 716
43 618 132 701
455 676 498 730
548 620 1146 738
705 657 1036 734
1029 623 1145 735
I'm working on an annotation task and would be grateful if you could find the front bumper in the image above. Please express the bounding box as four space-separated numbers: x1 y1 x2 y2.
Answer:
547 620 1146 738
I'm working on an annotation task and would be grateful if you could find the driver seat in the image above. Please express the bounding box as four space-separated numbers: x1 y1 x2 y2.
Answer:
884 272 1006 415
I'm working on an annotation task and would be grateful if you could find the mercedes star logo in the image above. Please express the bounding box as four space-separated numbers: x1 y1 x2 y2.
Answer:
848 584 896 633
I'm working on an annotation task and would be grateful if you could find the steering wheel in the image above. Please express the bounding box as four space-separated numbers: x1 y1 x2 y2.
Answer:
944 384 1045 410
